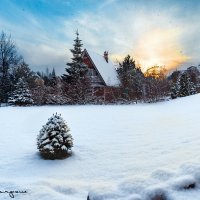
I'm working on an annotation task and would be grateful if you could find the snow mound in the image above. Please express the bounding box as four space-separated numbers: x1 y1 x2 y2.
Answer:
151 169 174 181
88 190 121 200
171 175 196 190
144 186 172 200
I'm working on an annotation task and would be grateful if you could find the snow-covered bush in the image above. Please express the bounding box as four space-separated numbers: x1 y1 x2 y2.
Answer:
37 113 73 159
8 78 33 106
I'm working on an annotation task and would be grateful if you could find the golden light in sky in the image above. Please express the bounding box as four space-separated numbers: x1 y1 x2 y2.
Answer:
134 28 189 73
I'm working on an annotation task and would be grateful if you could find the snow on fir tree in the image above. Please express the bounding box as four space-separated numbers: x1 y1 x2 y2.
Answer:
178 72 197 97
8 78 33 106
170 81 180 99
62 30 87 83
37 113 73 159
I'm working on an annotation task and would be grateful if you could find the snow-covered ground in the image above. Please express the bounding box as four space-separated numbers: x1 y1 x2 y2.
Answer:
0 94 200 199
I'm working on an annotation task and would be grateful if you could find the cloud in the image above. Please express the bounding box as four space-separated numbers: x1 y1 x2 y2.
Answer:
0 1 72 74
63 1 200 72
0 0 200 74
18 41 67 71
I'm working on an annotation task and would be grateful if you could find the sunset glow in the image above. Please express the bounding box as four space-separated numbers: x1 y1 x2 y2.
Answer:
134 28 189 72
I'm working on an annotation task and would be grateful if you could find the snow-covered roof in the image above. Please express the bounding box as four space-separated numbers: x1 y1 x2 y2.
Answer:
85 49 120 87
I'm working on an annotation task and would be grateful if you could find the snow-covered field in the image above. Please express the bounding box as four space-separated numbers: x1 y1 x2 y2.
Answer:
0 94 200 199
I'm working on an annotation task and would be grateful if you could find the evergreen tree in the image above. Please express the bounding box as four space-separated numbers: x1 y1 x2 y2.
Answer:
62 30 87 83
178 72 197 97
170 82 180 99
186 66 200 85
37 113 73 159
13 61 37 88
52 68 56 78
36 67 57 87
8 78 33 106
117 55 144 100
169 70 181 83
117 55 136 88
49 68 57 86
62 31 91 104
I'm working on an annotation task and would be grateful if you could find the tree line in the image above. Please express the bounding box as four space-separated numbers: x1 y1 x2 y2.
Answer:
0 31 199 106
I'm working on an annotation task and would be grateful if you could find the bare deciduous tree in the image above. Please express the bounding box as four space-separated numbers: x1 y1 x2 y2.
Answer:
0 31 22 102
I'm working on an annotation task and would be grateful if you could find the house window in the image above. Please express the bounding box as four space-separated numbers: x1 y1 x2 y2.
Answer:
88 69 92 76
88 69 98 76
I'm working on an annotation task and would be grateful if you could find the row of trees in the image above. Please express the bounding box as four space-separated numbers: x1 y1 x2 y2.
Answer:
0 31 199 106
117 56 170 102
0 31 93 105
170 67 199 99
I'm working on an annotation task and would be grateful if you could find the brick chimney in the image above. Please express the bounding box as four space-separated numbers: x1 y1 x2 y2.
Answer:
104 51 108 63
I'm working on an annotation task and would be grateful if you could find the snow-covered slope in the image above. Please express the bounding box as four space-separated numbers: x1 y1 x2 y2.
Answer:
0 95 200 199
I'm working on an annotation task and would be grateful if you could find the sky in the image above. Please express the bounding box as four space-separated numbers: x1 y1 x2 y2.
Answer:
0 0 200 74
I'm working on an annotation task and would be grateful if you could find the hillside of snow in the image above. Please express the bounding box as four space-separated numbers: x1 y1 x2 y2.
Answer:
0 94 200 199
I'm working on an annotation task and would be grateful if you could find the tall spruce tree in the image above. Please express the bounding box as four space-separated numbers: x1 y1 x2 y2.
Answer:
62 31 87 83
62 31 91 104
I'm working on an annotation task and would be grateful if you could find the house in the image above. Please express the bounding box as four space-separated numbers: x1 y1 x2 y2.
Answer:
82 49 120 101
82 49 120 87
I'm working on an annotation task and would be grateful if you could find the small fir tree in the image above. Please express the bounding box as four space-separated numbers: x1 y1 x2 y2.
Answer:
8 78 33 106
62 30 87 83
37 113 73 159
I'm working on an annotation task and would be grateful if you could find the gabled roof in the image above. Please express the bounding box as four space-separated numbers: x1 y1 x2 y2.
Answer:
84 49 120 87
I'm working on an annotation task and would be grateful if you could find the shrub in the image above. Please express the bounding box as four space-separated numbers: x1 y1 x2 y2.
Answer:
37 113 73 159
